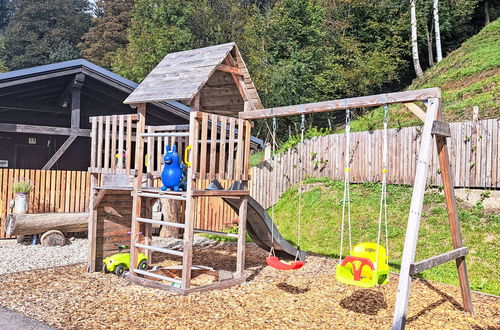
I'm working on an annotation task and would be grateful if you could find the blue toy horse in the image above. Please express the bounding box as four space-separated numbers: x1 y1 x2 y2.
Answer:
161 145 186 191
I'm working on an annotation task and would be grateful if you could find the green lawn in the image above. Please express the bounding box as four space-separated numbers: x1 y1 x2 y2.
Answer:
269 177 499 295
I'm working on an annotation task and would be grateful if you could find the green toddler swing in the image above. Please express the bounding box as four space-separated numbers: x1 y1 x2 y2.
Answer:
335 104 390 288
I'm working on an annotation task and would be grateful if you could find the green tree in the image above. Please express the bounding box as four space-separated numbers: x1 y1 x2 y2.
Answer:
112 0 258 82
79 0 134 69
112 0 194 81
2 0 92 70
240 0 410 140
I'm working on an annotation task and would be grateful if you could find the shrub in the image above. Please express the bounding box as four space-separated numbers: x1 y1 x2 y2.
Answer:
12 179 33 194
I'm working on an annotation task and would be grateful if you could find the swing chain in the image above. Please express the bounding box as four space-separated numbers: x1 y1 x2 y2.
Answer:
269 117 277 257
300 114 305 132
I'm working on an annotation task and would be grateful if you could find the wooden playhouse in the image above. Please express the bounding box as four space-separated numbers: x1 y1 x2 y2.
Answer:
87 42 263 293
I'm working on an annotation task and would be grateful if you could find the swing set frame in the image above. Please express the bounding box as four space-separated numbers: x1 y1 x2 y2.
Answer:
239 87 473 330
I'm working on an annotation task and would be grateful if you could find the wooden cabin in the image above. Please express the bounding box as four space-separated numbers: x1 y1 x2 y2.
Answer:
0 59 192 171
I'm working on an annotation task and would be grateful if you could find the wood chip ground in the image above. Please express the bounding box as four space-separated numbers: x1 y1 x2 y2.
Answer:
0 243 498 329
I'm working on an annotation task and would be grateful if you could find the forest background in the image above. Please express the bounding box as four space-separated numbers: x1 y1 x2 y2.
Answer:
0 0 498 142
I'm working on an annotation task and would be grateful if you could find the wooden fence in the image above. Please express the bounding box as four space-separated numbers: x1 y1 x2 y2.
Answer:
0 169 91 237
1 119 498 237
249 118 500 209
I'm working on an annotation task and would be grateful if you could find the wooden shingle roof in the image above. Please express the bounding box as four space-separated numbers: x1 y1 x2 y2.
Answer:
124 42 263 113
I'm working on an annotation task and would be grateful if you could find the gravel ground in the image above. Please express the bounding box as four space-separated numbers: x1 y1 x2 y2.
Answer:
0 238 88 275
0 236 217 275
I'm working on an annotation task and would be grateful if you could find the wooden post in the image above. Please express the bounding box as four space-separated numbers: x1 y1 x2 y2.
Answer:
181 111 199 289
70 74 84 129
235 194 248 277
87 173 98 272
130 103 146 276
392 98 439 329
472 106 479 121
435 107 474 314
160 199 181 238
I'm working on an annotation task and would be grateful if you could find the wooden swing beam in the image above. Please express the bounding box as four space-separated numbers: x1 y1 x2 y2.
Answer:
238 88 440 119
239 87 473 330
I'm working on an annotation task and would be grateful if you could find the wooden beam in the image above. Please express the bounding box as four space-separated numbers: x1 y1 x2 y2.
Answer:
403 102 426 122
431 120 451 137
87 173 98 272
0 68 82 89
0 100 66 114
93 189 107 209
88 114 138 123
56 73 85 106
216 63 244 76
181 111 198 289
435 104 474 315
409 247 468 275
224 54 256 111
41 135 77 170
392 97 440 330
239 88 441 120
129 103 147 276
0 122 90 136
236 195 248 277
71 74 84 129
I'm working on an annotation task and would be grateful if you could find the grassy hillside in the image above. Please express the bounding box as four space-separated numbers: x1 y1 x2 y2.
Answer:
350 19 500 132
270 178 499 295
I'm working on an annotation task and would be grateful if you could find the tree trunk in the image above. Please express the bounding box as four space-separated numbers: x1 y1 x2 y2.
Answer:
411 0 424 78
433 0 443 62
426 27 434 66
159 200 182 238
484 0 490 26
6 212 88 236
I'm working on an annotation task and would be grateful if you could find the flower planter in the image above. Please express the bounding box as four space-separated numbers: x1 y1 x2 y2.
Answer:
14 193 29 214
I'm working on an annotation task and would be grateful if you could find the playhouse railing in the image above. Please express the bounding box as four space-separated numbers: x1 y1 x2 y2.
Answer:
191 112 252 185
89 114 138 174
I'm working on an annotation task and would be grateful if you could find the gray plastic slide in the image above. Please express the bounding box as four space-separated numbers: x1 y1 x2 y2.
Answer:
207 180 306 261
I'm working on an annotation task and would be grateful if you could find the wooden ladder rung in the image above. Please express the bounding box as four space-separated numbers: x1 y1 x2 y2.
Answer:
134 269 182 285
193 228 239 238
409 247 468 275
135 243 184 257
136 217 185 229
192 190 249 197
141 132 190 137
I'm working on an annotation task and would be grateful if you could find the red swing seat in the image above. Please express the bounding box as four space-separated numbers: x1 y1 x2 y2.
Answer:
266 256 305 270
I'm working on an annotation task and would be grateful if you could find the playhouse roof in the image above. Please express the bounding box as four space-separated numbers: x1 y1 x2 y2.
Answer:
124 42 263 113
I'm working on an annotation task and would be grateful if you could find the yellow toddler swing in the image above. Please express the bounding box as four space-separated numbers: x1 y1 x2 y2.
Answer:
335 104 390 288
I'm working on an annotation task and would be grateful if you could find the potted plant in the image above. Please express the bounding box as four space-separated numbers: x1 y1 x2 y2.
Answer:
11 179 33 214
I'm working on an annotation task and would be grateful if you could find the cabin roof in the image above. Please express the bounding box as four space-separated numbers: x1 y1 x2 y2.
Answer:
0 59 191 121
124 42 263 113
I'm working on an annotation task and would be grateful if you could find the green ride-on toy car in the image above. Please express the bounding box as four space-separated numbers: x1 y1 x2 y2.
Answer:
102 245 149 276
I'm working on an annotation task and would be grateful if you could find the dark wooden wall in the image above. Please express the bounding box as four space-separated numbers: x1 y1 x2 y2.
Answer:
94 191 148 268
0 132 90 170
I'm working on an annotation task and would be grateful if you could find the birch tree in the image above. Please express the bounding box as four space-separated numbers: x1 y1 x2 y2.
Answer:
433 0 443 62
410 0 424 78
